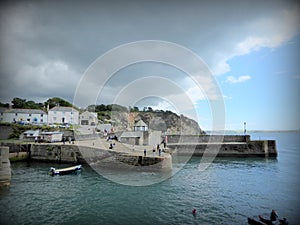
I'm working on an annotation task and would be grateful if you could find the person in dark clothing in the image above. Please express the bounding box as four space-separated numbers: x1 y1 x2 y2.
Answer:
259 209 278 225
270 209 278 222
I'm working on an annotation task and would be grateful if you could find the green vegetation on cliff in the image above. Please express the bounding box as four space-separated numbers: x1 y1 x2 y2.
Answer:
87 104 204 135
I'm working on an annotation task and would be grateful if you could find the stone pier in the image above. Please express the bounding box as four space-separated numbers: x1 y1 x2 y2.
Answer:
0 146 11 187
28 139 172 171
166 135 277 157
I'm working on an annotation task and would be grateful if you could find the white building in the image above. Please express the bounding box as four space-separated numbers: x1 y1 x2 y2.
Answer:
80 111 98 125
0 108 47 124
134 120 148 131
48 106 79 125
40 131 64 142
0 108 6 122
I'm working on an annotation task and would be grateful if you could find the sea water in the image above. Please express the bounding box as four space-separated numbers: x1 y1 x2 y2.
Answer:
0 131 299 225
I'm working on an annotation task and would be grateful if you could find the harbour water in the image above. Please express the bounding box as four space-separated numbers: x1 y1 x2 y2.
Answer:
0 131 299 225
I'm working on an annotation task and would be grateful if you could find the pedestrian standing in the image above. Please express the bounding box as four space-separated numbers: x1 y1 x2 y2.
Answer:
144 149 146 157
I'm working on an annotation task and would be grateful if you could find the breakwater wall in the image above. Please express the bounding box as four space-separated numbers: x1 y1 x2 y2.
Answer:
1 142 31 161
30 144 82 163
167 135 250 143
167 135 277 157
28 143 171 171
79 145 171 171
0 146 11 187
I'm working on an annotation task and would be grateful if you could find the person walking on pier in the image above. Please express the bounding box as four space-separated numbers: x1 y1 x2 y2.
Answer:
152 146 156 156
144 149 146 157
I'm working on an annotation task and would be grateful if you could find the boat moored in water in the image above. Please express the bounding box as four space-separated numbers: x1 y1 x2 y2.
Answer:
248 217 265 225
49 165 82 176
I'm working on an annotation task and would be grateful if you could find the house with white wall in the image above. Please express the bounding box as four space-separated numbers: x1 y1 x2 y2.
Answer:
80 111 98 125
48 106 79 125
134 119 148 131
0 108 6 122
0 108 47 124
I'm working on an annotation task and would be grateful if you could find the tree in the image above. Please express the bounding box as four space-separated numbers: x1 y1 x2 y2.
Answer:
25 100 41 109
95 104 107 112
87 105 96 112
11 98 26 108
45 97 73 109
130 106 139 112
0 102 9 108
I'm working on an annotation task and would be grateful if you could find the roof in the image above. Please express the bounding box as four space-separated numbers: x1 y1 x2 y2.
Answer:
81 111 97 118
49 106 78 112
24 130 40 134
40 131 64 134
6 108 46 114
134 120 148 127
0 107 8 113
120 131 142 138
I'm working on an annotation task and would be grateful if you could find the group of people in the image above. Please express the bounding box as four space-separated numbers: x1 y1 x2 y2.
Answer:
107 135 118 149
62 136 74 144
258 209 288 225
142 144 163 157
153 144 162 156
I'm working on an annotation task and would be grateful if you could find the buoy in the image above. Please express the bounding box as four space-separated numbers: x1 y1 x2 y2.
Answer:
192 209 196 214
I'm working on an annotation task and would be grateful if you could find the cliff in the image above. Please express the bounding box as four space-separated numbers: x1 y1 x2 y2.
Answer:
109 111 204 135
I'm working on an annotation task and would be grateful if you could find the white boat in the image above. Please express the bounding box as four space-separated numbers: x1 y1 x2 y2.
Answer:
49 165 82 176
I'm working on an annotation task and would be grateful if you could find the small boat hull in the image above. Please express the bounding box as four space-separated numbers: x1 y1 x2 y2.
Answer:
50 165 82 176
248 217 265 225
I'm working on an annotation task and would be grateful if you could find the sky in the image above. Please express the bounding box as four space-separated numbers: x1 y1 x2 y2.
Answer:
0 0 299 131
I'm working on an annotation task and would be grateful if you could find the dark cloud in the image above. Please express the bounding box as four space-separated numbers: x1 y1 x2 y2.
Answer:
0 0 299 107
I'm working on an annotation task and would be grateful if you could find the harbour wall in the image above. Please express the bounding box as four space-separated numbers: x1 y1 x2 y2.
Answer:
166 135 277 157
0 146 11 187
30 144 82 163
1 142 31 161
167 135 250 143
28 144 172 171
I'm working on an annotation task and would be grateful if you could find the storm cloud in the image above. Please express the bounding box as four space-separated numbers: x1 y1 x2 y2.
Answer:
0 0 299 111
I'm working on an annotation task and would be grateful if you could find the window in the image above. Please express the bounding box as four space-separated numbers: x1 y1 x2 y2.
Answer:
15 113 18 116
53 117 56 121
29 114 31 117
41 119 43 122
41 114 43 117
54 111 57 114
